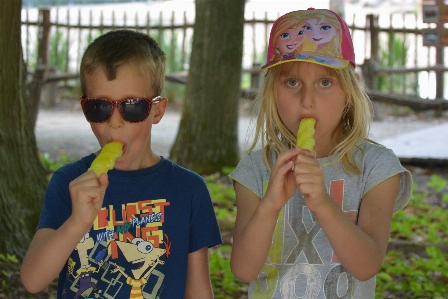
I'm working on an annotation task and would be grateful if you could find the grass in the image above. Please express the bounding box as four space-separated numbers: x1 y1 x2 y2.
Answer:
1 155 447 298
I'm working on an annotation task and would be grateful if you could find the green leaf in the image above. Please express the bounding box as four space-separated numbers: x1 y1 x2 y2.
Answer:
427 175 447 192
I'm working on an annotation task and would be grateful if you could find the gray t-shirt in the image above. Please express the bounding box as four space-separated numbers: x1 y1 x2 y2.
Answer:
229 141 412 299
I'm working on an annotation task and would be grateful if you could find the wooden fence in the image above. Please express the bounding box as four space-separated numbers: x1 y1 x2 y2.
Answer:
21 6 448 114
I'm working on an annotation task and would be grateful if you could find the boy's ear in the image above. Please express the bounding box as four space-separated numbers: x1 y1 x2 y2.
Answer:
152 97 168 124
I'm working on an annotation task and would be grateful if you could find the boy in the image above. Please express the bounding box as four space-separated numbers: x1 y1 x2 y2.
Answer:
20 29 222 299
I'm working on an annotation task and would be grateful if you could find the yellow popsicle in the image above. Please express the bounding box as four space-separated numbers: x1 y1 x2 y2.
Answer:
88 141 124 176
296 118 316 151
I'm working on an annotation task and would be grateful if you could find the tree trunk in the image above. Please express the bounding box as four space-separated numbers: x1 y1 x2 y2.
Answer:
27 9 51 128
169 0 245 175
0 0 48 256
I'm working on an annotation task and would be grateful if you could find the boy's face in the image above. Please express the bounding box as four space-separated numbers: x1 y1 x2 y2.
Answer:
83 64 167 170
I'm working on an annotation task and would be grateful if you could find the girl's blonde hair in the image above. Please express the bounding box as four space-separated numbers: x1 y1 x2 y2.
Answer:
248 62 373 174
80 29 166 96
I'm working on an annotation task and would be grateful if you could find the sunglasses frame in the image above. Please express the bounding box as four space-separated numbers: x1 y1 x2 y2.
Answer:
80 95 161 123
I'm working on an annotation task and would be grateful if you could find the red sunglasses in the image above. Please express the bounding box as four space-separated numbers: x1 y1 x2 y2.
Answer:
80 96 161 123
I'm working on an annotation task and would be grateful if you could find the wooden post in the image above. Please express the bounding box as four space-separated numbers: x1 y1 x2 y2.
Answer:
434 0 444 117
367 14 379 62
65 8 71 73
181 11 187 69
250 63 261 90
366 14 382 121
27 8 50 128
41 68 58 108
170 11 175 73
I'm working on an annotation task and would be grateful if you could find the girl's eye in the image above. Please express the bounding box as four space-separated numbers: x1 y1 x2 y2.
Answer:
320 25 332 31
320 79 332 87
286 79 299 87
280 32 290 39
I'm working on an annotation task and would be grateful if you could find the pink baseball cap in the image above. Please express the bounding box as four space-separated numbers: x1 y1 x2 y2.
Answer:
261 8 355 70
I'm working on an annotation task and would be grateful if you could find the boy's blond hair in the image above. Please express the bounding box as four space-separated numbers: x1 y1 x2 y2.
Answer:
80 29 166 96
249 62 373 174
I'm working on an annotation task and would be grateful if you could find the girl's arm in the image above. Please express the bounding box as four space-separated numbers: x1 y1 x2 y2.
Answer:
231 148 303 282
294 153 400 281
184 247 213 299
314 174 399 281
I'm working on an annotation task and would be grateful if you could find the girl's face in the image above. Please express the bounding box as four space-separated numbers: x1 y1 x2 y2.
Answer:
275 62 347 156
275 25 305 54
84 64 165 171
303 17 337 46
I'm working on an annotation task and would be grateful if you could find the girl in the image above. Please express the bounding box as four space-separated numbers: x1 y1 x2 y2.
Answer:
229 8 412 299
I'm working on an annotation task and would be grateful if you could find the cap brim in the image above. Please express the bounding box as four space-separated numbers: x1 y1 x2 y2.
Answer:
261 54 350 71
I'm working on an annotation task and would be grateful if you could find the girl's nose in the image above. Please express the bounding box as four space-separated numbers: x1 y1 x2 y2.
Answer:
300 86 315 108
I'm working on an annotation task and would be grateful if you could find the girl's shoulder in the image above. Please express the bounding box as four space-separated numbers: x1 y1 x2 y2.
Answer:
358 139 396 159
357 140 408 179
235 149 264 166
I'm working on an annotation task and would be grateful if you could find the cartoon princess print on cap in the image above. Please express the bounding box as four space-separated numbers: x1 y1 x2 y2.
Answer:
262 8 356 70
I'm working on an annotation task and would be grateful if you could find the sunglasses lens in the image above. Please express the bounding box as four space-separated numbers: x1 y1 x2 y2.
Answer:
83 100 112 123
119 99 150 122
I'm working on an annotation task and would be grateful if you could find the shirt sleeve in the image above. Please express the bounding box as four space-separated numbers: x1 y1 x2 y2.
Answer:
229 152 265 198
36 154 95 231
189 177 223 252
363 147 412 213
36 170 73 231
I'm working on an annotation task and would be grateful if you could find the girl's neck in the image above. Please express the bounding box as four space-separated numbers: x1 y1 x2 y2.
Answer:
314 139 337 159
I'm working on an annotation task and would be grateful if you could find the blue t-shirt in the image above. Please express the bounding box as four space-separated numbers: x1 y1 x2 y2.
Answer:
37 154 222 299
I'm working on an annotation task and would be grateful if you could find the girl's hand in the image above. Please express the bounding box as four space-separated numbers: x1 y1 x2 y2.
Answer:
293 150 329 212
68 171 109 229
263 148 301 211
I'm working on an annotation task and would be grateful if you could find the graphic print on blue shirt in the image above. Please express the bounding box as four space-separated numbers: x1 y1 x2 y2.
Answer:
65 198 171 298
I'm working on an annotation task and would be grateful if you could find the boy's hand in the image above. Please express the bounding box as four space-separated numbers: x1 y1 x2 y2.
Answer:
293 150 329 212
68 171 109 229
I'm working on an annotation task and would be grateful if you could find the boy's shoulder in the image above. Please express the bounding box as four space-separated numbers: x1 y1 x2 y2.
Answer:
163 158 205 182
53 153 96 180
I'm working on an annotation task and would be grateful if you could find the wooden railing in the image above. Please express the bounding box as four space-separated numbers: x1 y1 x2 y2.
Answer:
22 7 447 114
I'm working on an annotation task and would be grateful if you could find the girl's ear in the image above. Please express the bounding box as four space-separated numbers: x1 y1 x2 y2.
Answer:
152 98 168 125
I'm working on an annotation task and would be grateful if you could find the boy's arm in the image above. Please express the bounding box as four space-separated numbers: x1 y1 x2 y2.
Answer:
184 247 214 299
20 171 108 293
20 219 91 293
